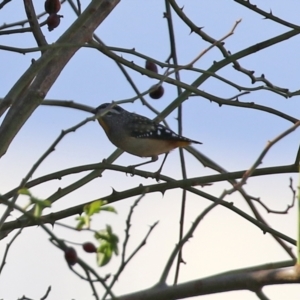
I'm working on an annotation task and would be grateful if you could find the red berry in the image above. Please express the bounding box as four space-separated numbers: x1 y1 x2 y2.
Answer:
145 60 158 74
149 85 164 99
44 0 61 14
46 14 62 32
64 247 77 266
83 242 97 253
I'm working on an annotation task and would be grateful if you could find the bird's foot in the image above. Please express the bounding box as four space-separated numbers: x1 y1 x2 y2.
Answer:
153 169 162 182
126 165 136 177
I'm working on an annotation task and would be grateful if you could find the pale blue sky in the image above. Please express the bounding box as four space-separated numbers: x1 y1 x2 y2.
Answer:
0 1 299 299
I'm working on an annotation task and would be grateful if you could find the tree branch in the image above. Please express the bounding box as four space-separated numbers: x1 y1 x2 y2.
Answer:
107 265 300 300
0 0 120 158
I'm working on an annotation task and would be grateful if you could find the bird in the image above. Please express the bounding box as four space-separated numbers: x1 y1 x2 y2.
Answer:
93 103 202 178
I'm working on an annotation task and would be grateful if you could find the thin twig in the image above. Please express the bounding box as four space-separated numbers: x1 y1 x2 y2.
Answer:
40 286 51 300
168 0 293 95
0 194 115 297
102 194 150 299
0 0 11 9
220 120 300 199
0 228 22 274
164 0 188 285
234 0 300 31
159 200 221 285
121 195 144 267
23 0 48 50
0 114 97 230
251 179 296 215
86 270 100 300
1 165 298 247
66 0 169 127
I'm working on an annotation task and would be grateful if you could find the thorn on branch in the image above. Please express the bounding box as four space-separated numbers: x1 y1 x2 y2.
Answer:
111 188 118 195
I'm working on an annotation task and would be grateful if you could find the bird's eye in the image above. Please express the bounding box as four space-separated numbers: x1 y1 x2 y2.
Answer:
99 105 108 110
94 103 125 117
113 106 123 113
107 106 123 115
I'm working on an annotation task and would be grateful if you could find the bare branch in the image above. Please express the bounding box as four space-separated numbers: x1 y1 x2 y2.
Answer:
220 120 300 198
0 228 22 274
0 0 120 157
159 201 220 285
0 0 11 9
234 0 300 31
40 286 51 300
108 265 300 300
251 178 296 215
23 0 48 50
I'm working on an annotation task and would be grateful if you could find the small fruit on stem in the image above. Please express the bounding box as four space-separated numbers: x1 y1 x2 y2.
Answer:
44 0 61 14
149 85 164 99
46 13 62 31
145 60 158 74
64 247 77 266
83 242 97 253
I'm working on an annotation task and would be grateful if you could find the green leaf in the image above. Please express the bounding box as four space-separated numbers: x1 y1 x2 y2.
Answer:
75 216 85 230
33 198 51 207
34 204 42 218
75 215 90 230
32 199 51 217
77 200 117 229
84 200 106 216
100 206 117 213
84 200 117 216
96 246 111 267
18 189 51 217
95 225 119 266
18 188 31 196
